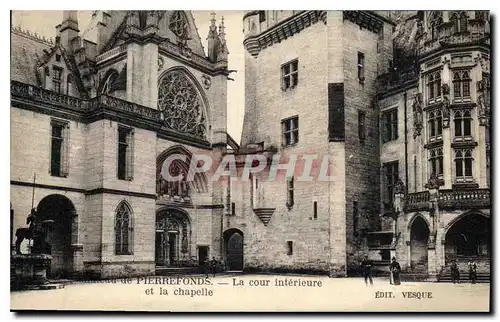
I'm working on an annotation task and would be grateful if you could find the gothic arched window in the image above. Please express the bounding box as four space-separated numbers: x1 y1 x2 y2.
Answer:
169 11 189 39
157 70 207 138
115 201 133 255
100 69 119 95
428 11 442 39
459 12 468 32
453 71 471 100
449 12 459 33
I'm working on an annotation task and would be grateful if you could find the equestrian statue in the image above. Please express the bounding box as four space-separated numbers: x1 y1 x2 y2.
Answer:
14 208 52 255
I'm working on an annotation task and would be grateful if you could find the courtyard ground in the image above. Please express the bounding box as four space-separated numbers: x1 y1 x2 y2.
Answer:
11 274 490 312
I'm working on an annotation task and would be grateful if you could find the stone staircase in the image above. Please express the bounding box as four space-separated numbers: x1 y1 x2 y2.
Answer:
437 257 490 283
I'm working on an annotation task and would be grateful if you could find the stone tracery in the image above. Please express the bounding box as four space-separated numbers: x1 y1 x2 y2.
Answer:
157 70 207 139
169 11 189 39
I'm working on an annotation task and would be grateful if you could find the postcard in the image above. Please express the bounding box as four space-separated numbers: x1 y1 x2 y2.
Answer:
10 9 491 312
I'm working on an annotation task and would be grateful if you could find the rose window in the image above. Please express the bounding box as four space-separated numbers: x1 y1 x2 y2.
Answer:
158 71 206 138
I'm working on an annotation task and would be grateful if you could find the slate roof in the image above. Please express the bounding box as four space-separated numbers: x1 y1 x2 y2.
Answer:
10 28 52 86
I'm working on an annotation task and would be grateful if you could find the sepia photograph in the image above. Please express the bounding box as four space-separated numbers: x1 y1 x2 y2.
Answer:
8 7 491 313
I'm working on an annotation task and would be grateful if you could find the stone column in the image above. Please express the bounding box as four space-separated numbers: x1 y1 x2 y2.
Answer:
427 248 437 280
70 211 83 277
71 244 84 278
425 175 440 277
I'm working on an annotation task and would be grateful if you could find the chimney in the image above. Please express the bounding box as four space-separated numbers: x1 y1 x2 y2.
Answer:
59 11 79 54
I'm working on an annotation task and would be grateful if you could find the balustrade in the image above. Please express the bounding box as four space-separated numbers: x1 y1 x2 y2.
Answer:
405 188 490 211
11 81 161 122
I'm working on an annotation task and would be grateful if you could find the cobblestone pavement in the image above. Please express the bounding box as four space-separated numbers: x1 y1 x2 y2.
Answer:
11 275 490 312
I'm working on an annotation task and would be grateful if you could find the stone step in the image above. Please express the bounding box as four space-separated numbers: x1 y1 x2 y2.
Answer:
39 283 65 290
155 266 202 276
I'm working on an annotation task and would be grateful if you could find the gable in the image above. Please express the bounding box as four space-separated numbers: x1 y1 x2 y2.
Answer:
157 11 206 57
99 11 207 58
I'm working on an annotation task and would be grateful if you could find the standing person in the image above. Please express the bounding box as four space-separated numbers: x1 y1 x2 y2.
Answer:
204 257 210 278
389 257 402 285
450 260 460 284
468 260 477 284
360 255 373 286
210 256 218 278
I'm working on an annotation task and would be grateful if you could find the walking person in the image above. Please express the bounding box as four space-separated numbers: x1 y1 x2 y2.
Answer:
468 260 477 284
389 257 402 285
360 255 373 286
450 260 460 284
210 256 218 278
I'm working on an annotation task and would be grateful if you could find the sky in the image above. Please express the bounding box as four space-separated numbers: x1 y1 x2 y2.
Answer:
11 10 245 142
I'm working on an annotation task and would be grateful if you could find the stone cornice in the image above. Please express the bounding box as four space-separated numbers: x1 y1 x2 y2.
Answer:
11 81 213 150
243 11 327 57
343 11 384 34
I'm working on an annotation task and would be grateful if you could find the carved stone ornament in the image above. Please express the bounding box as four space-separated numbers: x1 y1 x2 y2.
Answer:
169 11 190 39
442 83 451 128
202 75 212 90
425 174 440 190
412 93 423 138
158 56 164 71
158 70 207 138
476 80 490 127
393 179 406 195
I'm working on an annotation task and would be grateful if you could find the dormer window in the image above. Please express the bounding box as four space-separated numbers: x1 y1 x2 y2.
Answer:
56 54 61 62
52 66 63 93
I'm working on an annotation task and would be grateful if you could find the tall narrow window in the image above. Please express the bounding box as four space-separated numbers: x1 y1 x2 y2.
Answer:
450 13 459 33
282 59 298 90
358 52 365 82
453 71 471 101
459 12 468 32
427 109 443 141
358 111 366 143
286 176 294 209
454 149 474 183
427 71 441 102
454 110 472 140
353 201 359 236
429 147 444 180
115 201 133 255
259 11 266 23
383 108 398 142
282 116 299 146
384 162 399 206
66 74 72 96
413 156 417 192
313 201 318 219
52 66 63 93
50 120 69 177
117 126 134 181
287 241 293 255
231 202 236 216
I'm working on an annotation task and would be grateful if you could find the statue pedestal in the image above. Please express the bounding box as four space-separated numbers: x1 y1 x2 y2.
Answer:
11 254 53 290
